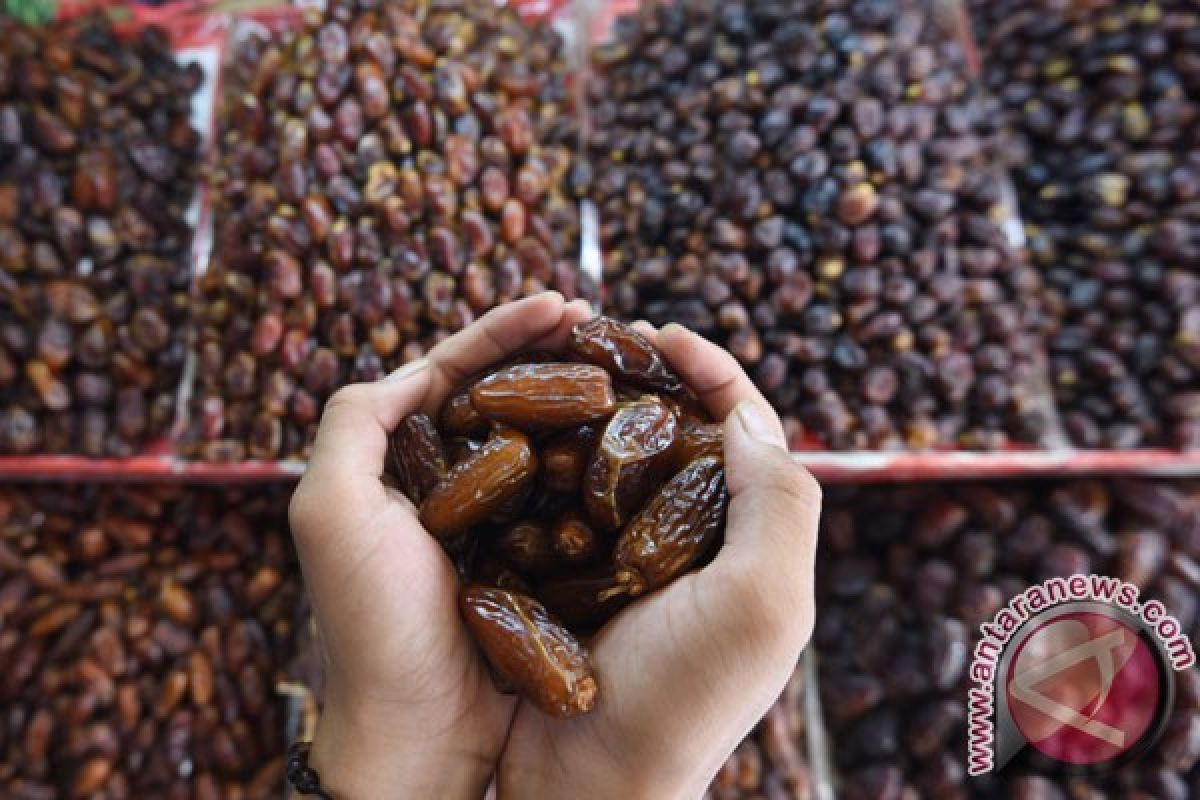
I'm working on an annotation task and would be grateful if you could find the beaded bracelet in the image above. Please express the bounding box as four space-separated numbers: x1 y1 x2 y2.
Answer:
286 741 334 799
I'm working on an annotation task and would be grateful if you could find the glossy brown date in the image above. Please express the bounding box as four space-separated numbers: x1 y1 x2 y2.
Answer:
440 389 487 437
583 397 679 531
470 363 616 430
419 429 537 540
459 586 597 717
610 456 729 597
568 317 683 393
676 423 725 467
387 414 447 504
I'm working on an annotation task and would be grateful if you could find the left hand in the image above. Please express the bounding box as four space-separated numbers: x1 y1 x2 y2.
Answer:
289 292 593 799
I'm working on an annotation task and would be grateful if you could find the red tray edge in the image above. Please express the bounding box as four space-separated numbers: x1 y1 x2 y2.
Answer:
0 451 1195 484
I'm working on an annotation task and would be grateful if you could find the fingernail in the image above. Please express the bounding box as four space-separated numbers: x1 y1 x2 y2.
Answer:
384 358 429 383
734 401 786 447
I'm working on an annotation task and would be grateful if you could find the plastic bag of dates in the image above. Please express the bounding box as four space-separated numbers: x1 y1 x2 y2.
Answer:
0 15 209 456
971 0 1200 451
814 479 1200 798
387 316 727 716
583 0 1058 453
190 0 596 462
0 485 304 798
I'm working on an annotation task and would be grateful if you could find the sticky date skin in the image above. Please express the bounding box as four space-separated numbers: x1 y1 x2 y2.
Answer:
387 414 447 504
419 429 537 539
459 586 597 717
470 363 616 430
569 317 683 393
583 397 679 531
612 456 729 596
676 423 725 467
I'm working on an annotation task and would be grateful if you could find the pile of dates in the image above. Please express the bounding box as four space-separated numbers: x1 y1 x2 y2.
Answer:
973 1 1200 449
0 17 202 455
815 480 1200 798
586 0 1049 450
192 0 593 461
389 317 728 716
706 663 813 800
0 485 303 799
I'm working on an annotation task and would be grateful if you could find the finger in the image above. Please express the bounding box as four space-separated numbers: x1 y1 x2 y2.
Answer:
304 359 435 493
655 323 777 425
422 292 569 412
714 401 821 588
530 297 595 351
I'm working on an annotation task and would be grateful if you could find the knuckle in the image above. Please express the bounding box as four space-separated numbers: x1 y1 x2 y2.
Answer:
767 460 822 508
324 382 370 414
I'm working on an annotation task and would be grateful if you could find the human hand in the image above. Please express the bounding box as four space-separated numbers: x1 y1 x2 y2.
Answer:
288 292 594 799
496 322 821 799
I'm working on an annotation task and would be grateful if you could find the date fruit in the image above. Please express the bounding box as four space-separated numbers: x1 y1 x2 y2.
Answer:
610 456 729 597
569 316 683 393
583 397 679 531
387 414 447 504
459 586 597 717
470 363 617 430
419 429 537 539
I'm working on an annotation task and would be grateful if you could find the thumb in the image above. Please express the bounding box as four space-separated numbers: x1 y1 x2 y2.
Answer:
720 401 821 582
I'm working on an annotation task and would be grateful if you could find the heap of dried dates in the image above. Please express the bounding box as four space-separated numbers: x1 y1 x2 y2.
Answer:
586 0 1049 451
0 485 303 799
389 317 728 716
973 1 1200 449
816 480 1200 798
193 0 593 462
0 17 202 455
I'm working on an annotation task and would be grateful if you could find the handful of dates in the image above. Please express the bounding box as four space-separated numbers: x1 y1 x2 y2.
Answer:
387 317 730 717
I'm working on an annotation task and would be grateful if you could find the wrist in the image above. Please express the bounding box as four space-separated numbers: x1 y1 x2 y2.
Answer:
308 692 494 800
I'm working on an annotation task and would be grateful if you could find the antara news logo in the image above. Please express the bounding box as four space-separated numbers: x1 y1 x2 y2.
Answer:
967 573 1195 776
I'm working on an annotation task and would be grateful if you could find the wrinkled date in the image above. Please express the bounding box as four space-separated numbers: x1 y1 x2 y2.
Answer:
395 317 730 715
0 18 202 455
0 485 303 798
973 1 1200 450
192 0 595 461
587 0 1050 451
460 586 597 717
816 480 1200 796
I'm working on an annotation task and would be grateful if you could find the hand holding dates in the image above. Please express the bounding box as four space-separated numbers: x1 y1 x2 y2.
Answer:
289 294 593 798
291 293 820 799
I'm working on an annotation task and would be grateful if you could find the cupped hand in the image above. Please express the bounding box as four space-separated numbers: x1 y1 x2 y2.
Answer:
288 293 593 799
496 322 821 800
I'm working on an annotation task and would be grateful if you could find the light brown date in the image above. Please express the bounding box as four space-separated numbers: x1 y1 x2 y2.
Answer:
610 456 729 597
419 429 537 539
568 317 683 393
387 414 447 504
583 397 679 531
470 363 616 430
459 586 596 717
